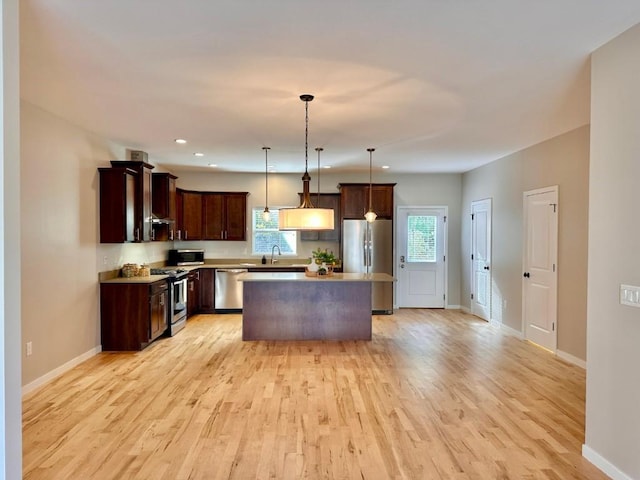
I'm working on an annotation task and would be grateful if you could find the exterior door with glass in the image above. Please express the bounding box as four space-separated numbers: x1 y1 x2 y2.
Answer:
396 206 447 308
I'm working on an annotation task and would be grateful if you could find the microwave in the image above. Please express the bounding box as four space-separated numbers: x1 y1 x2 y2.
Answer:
168 249 205 266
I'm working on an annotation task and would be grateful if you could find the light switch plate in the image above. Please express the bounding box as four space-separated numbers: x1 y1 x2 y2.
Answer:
620 284 640 307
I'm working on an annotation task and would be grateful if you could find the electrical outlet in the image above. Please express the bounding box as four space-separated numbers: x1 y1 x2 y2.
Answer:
620 284 640 308
26 341 32 356
103 255 108 266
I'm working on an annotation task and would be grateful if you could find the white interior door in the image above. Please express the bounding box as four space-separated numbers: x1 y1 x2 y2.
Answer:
523 186 558 352
471 198 492 321
396 207 447 308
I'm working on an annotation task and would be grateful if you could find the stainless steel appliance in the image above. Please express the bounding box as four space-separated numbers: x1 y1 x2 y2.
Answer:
214 268 248 312
150 268 188 335
168 249 205 266
342 219 393 314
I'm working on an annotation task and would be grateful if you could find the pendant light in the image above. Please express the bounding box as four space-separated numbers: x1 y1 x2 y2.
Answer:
364 148 377 223
279 94 334 231
262 146 271 221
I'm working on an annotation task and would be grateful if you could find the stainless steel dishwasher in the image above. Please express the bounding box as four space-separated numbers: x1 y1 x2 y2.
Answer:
214 268 248 311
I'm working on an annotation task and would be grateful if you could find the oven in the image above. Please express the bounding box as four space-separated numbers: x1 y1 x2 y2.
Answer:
151 268 188 336
169 275 188 335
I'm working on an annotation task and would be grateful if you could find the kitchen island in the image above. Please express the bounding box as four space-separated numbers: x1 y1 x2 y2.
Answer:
239 272 394 341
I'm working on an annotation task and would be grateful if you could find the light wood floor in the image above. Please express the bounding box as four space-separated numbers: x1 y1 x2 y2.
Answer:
23 310 608 480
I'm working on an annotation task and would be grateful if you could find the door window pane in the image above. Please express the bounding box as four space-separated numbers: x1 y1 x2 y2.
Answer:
407 215 436 262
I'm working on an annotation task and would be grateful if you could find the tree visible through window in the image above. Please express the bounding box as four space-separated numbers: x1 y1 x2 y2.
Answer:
407 215 436 262
252 208 297 255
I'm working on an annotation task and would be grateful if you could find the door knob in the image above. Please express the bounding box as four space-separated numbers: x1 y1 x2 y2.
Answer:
523 272 530 278
400 255 405 263
484 266 490 270
400 264 405 268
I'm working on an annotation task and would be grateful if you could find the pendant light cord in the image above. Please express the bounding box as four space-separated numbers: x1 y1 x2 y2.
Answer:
263 146 270 209
316 147 323 204
368 148 375 211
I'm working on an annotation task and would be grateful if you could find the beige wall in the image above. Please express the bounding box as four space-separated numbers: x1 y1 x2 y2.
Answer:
586 23 640 479
20 102 169 386
461 125 590 361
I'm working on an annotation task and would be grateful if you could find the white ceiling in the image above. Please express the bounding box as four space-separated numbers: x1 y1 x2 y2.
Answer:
20 1 640 174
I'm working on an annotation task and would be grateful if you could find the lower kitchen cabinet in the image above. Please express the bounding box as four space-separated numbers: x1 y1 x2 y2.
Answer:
199 268 216 313
187 269 200 317
100 280 168 351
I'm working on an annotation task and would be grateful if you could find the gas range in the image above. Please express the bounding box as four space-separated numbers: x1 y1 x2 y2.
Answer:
150 267 189 279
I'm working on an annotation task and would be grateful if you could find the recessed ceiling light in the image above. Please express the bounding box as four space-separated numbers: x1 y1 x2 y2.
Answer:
194 152 204 157
207 163 217 167
382 165 390 169
175 138 187 144
323 165 332 169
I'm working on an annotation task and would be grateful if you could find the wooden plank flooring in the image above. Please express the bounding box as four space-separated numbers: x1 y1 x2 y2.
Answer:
23 309 608 479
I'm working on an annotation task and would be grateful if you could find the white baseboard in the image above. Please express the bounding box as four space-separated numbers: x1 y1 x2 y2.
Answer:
22 346 102 397
557 350 586 369
582 444 633 480
446 304 461 310
498 322 524 339
460 306 471 314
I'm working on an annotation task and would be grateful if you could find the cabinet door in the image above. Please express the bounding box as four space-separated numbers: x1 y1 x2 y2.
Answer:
199 269 215 312
203 193 224 240
340 185 368 219
141 166 153 241
371 186 394 219
99 168 137 243
225 193 247 241
187 270 200 317
182 191 203 240
149 282 168 340
300 193 341 242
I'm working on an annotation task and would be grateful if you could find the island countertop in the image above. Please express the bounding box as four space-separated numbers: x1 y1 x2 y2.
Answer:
238 272 394 282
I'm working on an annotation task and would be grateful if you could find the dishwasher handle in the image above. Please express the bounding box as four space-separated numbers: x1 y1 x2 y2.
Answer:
216 268 248 274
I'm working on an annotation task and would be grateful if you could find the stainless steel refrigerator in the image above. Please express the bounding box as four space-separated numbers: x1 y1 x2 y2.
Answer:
342 219 393 314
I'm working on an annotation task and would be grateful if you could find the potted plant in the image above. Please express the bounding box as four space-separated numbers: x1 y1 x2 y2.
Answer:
312 248 337 276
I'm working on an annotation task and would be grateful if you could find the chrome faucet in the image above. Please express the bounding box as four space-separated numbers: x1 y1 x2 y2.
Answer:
271 245 281 264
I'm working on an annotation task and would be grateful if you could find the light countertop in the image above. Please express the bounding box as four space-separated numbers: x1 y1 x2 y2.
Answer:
238 272 394 282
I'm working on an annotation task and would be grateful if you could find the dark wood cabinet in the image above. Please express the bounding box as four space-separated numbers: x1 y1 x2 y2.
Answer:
199 268 215 313
203 192 248 241
339 183 395 220
98 167 137 243
299 193 341 242
178 189 203 240
151 172 178 241
187 269 200 317
100 280 168 351
110 160 154 241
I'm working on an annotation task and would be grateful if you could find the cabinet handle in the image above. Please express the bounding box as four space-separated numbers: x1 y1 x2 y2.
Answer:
160 293 165 306
185 231 188 240
189 282 193 292
135 227 140 242
177 230 181 240
151 229 155 241
169 229 174 241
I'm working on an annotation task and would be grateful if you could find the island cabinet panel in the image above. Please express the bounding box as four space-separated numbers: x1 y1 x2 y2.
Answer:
242 280 372 341
151 172 178 241
203 192 248 241
199 268 216 313
100 280 168 351
339 183 395 220
187 269 200 317
98 167 137 243
110 160 154 241
179 190 203 240
299 193 341 242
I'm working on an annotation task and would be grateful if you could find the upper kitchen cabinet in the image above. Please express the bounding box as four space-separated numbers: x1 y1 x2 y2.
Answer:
298 193 341 242
98 167 137 243
203 192 248 241
338 183 396 220
176 189 203 241
151 172 178 241
109 160 154 241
